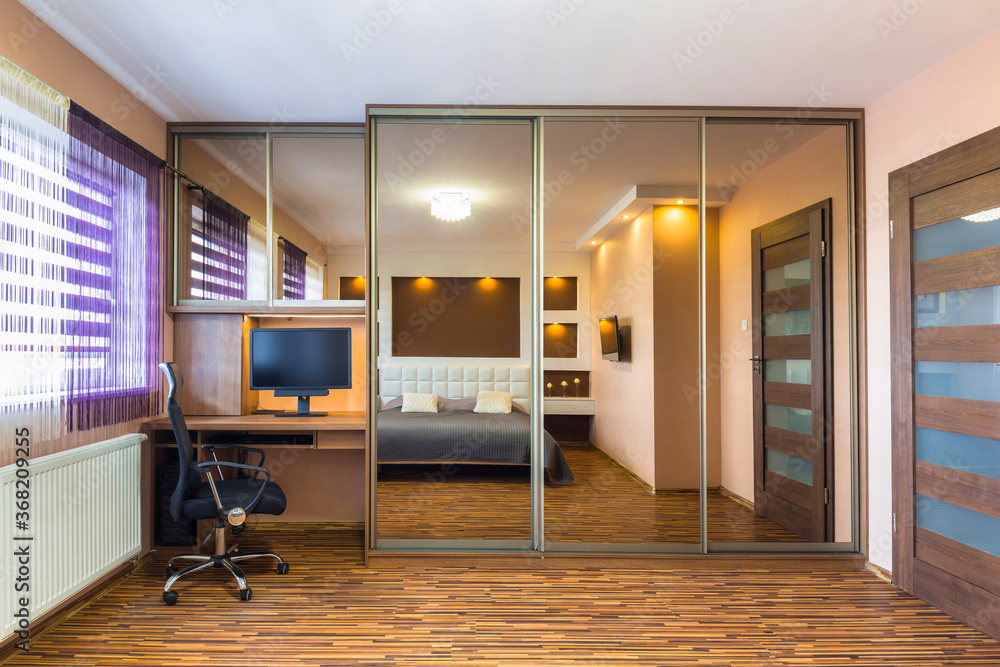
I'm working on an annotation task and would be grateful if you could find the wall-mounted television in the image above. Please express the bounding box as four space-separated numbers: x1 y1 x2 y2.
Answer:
248 327 352 417
598 316 622 362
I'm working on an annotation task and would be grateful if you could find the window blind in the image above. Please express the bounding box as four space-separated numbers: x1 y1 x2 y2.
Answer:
1 66 163 437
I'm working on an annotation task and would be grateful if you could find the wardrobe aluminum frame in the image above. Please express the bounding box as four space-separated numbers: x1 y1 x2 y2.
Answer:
366 105 864 556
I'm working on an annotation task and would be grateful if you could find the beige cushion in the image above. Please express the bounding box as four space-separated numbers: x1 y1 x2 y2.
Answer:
473 390 513 414
401 392 439 413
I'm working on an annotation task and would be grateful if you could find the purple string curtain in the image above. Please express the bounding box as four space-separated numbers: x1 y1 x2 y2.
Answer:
282 239 307 300
62 103 163 431
191 189 249 300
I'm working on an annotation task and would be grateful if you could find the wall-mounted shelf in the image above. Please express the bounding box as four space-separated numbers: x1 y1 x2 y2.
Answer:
544 397 595 415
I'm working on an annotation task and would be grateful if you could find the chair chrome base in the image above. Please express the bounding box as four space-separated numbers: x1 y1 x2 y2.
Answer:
162 522 288 604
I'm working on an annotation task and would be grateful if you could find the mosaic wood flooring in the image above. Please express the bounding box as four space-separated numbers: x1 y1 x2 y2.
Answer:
5 524 1000 666
376 443 808 542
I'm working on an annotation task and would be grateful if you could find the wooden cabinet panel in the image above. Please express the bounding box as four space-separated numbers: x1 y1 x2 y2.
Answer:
172 313 255 415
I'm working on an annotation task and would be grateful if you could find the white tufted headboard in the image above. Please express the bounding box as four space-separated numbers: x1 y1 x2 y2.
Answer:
379 364 531 411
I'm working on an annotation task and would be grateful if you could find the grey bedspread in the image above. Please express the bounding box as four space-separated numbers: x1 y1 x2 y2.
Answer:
376 407 574 483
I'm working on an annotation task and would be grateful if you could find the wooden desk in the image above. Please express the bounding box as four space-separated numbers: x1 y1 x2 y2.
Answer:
141 412 366 548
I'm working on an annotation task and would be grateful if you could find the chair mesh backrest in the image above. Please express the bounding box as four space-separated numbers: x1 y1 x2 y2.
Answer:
159 362 198 521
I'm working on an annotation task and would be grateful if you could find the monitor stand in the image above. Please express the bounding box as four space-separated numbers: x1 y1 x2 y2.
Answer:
274 395 328 418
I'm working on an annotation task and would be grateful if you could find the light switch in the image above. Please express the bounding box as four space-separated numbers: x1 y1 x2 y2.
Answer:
741 320 748 331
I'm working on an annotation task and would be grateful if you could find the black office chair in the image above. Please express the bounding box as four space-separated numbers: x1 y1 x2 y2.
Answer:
158 362 289 605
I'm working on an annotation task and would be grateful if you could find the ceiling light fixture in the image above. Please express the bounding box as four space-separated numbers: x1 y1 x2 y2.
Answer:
621 214 630 220
431 192 471 221
676 199 685 204
590 240 598 245
962 207 1000 223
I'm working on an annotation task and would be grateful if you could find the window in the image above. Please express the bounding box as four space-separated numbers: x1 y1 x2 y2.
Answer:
1 67 163 435
281 239 307 300
188 189 258 301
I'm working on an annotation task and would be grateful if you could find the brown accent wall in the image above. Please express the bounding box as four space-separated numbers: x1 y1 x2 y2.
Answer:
652 205 721 489
339 276 366 300
391 277 520 358
543 323 578 359
544 276 578 310
544 371 590 397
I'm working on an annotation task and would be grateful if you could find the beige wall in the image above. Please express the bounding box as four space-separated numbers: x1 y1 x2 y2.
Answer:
590 210 657 485
0 0 166 158
590 205 719 490
717 126 851 541
864 26 1000 570
0 0 169 464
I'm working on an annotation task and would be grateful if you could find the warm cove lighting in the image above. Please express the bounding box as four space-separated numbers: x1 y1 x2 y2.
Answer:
962 206 1000 223
431 192 471 221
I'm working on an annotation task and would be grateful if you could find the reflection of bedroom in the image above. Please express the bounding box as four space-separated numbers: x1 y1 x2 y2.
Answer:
357 119 853 545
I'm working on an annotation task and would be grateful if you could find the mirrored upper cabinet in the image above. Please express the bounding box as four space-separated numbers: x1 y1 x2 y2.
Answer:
170 127 364 308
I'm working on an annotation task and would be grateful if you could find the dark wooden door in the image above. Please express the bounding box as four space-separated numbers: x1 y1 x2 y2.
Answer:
751 200 832 542
891 126 1000 640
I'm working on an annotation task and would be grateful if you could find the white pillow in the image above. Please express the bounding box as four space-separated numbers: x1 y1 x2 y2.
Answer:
473 390 513 414
401 392 439 413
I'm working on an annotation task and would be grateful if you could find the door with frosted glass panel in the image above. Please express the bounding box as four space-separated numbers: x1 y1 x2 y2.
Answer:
891 134 1000 640
751 200 832 542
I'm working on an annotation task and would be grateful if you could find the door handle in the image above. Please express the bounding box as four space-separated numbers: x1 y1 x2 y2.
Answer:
748 356 761 363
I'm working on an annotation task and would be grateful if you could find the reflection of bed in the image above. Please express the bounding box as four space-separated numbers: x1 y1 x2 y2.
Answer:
377 364 574 483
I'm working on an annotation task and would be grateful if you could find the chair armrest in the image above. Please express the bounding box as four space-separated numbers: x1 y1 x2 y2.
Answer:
196 461 272 515
202 442 266 467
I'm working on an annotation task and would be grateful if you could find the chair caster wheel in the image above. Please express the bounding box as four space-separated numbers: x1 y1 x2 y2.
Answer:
163 590 178 605
277 563 290 575
166 566 179 578
240 588 253 601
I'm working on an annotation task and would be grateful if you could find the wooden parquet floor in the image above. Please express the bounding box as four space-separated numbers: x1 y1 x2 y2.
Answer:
377 443 807 543
5 524 1000 666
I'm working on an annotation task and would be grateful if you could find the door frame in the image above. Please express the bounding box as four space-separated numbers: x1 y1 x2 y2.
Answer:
890 124 1000 629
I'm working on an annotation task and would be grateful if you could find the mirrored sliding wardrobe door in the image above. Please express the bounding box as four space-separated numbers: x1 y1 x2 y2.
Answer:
175 135 269 304
542 118 703 550
272 135 365 302
372 117 536 548
705 121 854 549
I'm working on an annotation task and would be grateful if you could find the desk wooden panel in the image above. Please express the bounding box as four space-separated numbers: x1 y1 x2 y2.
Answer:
141 412 366 548
143 412 365 433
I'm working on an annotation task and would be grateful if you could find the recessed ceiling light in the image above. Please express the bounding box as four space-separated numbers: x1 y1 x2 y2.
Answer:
621 214 630 220
590 241 598 245
676 199 685 205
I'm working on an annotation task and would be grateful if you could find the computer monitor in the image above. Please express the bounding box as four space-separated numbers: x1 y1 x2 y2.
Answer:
248 327 352 417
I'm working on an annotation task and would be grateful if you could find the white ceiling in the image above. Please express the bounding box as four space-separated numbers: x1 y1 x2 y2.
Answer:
27 0 997 248
19 0 1000 121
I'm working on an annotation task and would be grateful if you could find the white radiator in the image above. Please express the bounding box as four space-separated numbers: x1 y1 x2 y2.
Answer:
1 433 143 644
